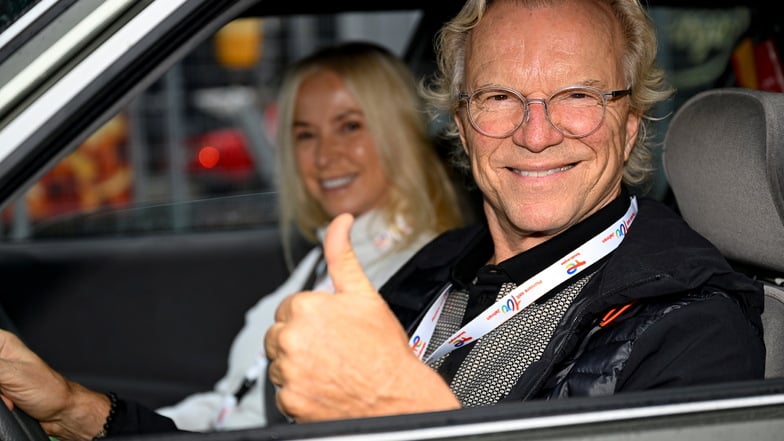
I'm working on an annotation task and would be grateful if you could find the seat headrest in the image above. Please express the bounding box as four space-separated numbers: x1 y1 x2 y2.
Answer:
663 87 784 274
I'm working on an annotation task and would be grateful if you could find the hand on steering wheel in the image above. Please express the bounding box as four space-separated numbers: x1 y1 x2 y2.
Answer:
0 393 49 441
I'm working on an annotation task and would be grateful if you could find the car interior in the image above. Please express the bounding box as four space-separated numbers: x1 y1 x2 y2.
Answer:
0 0 783 440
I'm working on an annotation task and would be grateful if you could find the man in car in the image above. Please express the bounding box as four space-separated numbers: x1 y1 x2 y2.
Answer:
0 0 766 436
262 0 765 421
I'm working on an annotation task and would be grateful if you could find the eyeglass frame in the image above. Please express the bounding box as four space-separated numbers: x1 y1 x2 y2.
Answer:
457 85 632 139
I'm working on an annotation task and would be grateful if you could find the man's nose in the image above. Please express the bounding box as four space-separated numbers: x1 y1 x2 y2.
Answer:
511 101 563 151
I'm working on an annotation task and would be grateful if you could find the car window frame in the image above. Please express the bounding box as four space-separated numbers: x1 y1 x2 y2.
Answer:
0 0 257 206
126 378 784 441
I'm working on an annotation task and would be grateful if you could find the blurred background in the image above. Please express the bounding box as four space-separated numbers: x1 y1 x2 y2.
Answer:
1 4 779 241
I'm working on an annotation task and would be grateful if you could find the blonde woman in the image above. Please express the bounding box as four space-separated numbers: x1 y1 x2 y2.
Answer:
156 41 464 431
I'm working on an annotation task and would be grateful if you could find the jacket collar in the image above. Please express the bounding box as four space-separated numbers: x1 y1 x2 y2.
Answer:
317 209 408 256
451 188 631 292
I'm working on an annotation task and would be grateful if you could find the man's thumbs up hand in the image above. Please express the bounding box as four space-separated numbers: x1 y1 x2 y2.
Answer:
324 213 376 297
264 213 460 423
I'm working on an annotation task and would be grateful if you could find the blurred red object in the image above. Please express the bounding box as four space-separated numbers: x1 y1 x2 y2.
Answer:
754 39 784 92
188 129 254 177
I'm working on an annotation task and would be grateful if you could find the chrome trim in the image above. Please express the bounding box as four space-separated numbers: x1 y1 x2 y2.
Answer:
0 0 190 163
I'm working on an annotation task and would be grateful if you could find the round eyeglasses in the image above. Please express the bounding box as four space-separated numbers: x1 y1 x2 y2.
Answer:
458 85 632 138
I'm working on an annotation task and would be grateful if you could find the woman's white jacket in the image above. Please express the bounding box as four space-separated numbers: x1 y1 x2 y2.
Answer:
157 210 436 430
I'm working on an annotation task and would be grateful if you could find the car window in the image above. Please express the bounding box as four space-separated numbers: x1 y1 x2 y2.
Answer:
0 10 422 240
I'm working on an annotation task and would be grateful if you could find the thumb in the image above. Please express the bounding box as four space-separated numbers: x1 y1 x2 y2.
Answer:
324 213 376 296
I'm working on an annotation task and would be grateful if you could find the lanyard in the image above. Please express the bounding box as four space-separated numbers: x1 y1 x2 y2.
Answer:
213 251 328 429
409 196 638 364
213 353 266 429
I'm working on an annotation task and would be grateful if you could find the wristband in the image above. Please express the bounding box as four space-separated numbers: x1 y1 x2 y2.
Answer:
92 392 117 440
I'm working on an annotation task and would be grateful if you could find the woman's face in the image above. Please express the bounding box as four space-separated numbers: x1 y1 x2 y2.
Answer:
293 69 390 219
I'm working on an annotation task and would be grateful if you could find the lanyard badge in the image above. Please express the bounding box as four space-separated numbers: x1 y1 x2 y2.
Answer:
409 196 638 364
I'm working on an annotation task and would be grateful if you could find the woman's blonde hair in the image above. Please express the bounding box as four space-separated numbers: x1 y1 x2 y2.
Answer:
424 0 675 190
276 42 464 267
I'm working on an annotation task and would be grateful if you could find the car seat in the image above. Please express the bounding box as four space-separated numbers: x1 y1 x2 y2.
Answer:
662 87 784 378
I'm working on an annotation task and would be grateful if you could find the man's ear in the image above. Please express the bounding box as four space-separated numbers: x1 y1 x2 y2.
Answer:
454 113 470 156
624 112 642 160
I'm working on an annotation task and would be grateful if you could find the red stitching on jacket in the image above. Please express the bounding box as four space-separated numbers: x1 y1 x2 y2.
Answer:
599 301 637 327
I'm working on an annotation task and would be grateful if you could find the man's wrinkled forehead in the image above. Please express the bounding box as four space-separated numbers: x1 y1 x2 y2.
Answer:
464 0 624 86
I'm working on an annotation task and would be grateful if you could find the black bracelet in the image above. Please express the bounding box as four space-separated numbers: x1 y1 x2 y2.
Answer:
93 392 118 440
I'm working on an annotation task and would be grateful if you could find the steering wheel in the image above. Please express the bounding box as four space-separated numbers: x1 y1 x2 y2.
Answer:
0 393 49 441
0 308 49 441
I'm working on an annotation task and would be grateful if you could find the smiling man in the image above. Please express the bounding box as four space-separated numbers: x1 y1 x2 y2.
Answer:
264 0 765 422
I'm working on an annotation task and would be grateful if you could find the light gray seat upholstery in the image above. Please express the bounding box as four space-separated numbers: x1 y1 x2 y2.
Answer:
663 87 784 378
